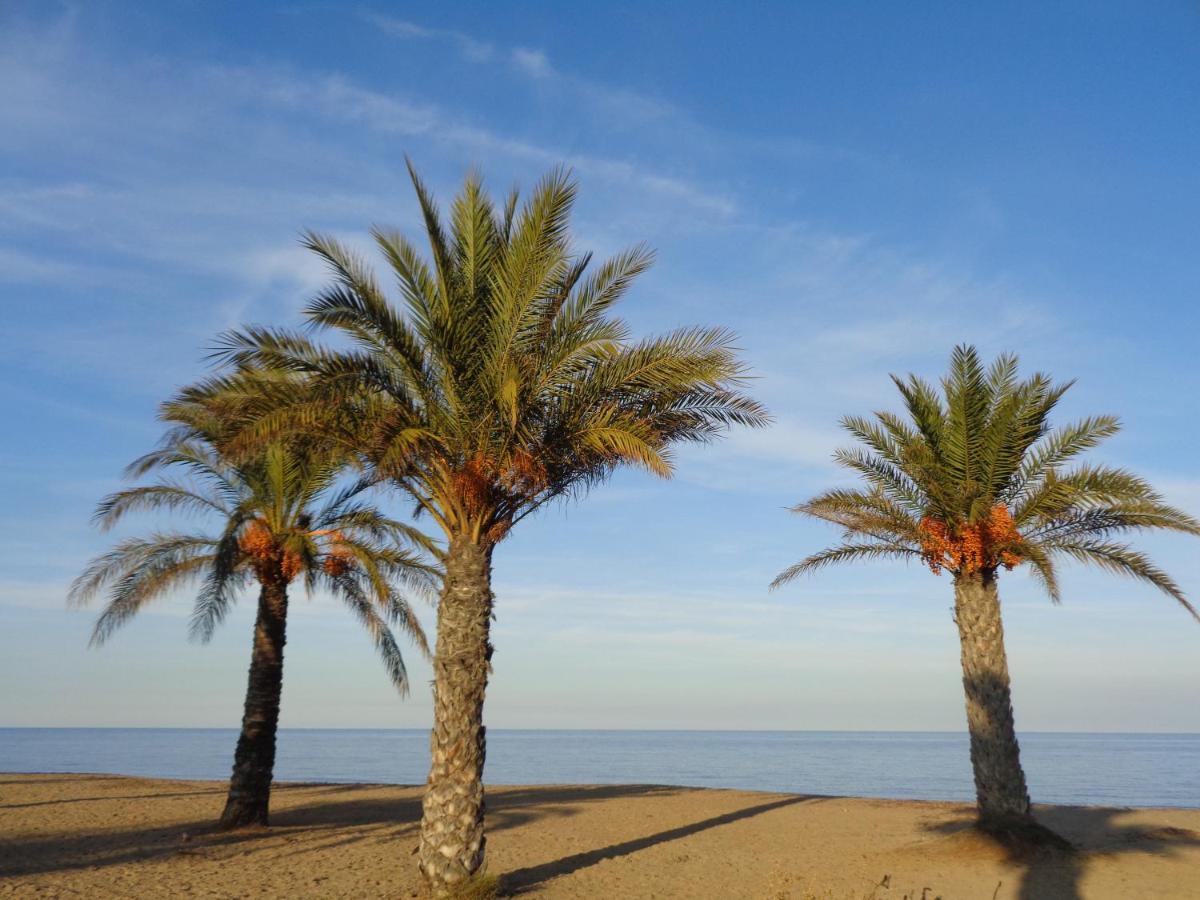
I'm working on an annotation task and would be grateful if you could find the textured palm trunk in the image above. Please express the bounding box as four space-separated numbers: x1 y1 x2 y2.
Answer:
418 536 494 895
953 569 1032 828
218 572 289 829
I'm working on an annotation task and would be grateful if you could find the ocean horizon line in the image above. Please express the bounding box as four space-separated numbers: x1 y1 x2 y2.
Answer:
4 725 1199 736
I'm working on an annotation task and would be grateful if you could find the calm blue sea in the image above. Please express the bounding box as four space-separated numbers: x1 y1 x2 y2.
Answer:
1 729 1196 808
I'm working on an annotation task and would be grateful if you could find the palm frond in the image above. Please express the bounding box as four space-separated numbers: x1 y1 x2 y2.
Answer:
188 523 248 642
792 488 923 546
330 572 412 693
1043 537 1198 619
73 535 220 645
1006 415 1121 503
94 483 229 530
770 542 920 589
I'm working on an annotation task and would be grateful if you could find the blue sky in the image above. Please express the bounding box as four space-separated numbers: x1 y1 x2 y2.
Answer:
2 1 1198 732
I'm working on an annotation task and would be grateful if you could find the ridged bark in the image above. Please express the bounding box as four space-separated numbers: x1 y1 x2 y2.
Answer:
418 536 494 895
953 570 1032 827
218 573 289 829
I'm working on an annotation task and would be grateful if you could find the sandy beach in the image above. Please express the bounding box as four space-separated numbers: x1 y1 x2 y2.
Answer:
0 775 1197 898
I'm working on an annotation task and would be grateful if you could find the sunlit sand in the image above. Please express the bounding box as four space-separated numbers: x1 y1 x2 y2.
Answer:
3 774 1199 898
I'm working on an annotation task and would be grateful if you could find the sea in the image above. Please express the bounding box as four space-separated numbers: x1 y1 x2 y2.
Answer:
1 729 1196 808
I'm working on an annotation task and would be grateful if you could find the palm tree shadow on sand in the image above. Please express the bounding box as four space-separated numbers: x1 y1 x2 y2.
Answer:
921 805 1200 900
500 794 817 894
0 783 686 880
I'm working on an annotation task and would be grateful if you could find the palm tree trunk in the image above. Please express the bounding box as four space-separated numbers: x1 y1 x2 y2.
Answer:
418 536 494 895
218 572 289 829
953 569 1032 828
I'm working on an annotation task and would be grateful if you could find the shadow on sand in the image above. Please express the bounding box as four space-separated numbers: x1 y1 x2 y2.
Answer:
0 782 685 880
501 794 817 894
922 806 1200 900
1 786 228 810
10 778 1193 898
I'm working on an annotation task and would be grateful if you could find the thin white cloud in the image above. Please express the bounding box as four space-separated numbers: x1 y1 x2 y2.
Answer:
362 13 693 134
209 66 738 217
511 47 553 79
362 12 494 62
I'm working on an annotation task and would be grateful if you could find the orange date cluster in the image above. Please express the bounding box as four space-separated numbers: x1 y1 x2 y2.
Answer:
918 505 1024 575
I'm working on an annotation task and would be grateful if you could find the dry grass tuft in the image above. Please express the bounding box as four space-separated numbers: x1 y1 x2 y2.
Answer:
445 872 504 900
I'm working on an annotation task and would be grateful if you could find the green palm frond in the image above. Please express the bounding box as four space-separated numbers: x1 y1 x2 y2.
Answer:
941 344 991 487
1005 414 1120 504
404 156 456 311
94 483 231 529
793 488 923 545
977 369 1052 498
1028 503 1200 542
70 534 219 645
189 524 247 642
1016 539 1062 604
1041 537 1198 619
831 446 926 512
322 504 442 559
890 372 946 461
771 542 921 589
329 570 413 693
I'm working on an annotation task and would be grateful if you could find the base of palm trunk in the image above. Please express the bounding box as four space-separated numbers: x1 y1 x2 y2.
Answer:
217 795 270 830
217 737 276 830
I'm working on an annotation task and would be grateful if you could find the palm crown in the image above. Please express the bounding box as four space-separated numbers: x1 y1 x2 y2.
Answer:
213 163 768 544
69 393 435 691
773 345 1200 613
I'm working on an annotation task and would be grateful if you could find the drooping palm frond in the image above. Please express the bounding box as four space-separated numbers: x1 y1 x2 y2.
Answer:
770 542 921 589
794 488 925 546
327 570 415 694
69 534 220 645
774 346 1199 615
1039 537 1197 619
94 483 231 529
189 521 249 642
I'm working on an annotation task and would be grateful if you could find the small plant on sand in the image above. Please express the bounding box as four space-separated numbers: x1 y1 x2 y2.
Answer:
71 386 436 828
773 346 1199 845
445 872 504 900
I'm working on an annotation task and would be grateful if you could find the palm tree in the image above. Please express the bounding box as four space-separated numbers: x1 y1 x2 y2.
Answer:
70 391 435 829
772 345 1198 843
212 162 768 891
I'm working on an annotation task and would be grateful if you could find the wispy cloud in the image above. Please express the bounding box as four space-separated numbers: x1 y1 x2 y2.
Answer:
361 13 706 143
220 67 737 216
363 12 495 62
364 14 565 85
511 47 553 79
0 23 738 279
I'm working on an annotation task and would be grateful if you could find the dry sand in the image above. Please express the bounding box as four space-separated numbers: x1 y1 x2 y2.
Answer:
1 775 1199 898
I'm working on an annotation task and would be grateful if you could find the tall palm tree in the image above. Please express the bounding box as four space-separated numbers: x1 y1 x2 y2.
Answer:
772 345 1198 842
70 391 435 829
213 162 768 891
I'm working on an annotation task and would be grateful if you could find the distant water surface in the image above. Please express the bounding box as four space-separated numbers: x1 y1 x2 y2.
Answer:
1 729 1196 808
